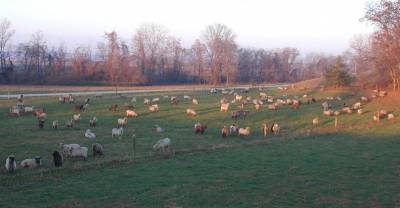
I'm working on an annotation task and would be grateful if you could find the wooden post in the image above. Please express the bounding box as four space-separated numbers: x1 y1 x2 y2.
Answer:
377 110 380 123
334 116 338 129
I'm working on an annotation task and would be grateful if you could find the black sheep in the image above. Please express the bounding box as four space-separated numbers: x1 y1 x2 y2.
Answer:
52 151 63 167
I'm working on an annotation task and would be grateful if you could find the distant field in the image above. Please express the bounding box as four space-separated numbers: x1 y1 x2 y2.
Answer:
0 86 399 207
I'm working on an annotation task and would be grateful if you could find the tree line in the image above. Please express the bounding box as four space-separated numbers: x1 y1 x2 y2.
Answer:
0 0 399 89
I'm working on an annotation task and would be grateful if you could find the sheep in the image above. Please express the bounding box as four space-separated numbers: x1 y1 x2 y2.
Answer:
73 114 81 123
323 110 334 116
357 109 363 115
131 97 137 103
153 138 171 153
221 126 229 138
85 129 96 139
65 119 74 128
112 127 124 138
5 155 17 172
388 113 395 121
90 117 97 127
312 117 320 126
9 107 22 117
20 156 41 168
117 117 128 128
230 124 239 135
152 97 160 103
92 143 104 157
342 107 353 114
361 96 369 102
292 100 301 109
271 123 280 135
153 124 164 133
144 98 151 105
255 104 262 111
38 119 45 129
238 127 251 136
235 95 243 102
149 104 159 112
334 110 341 116
259 92 267 98
58 96 65 103
60 143 81 157
210 88 217 94
192 98 199 105
186 108 197 117
268 103 278 110
184 95 192 100
52 151 63 167
70 146 88 160
108 104 118 112
126 110 138 118
353 102 362 110
170 96 180 105
52 120 58 129
82 103 89 111
24 106 34 113
220 103 230 112
194 122 207 134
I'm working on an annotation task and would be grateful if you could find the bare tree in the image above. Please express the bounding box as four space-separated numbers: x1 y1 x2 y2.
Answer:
0 18 15 81
202 23 237 85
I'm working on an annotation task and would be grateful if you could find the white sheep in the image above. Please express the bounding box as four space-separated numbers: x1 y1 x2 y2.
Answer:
60 143 81 157
238 127 251 136
312 117 320 126
144 98 150 105
192 98 199 105
323 110 334 116
388 113 395 120
24 106 34 113
5 155 17 172
73 114 80 122
153 138 171 152
85 129 96 139
268 103 278 110
126 110 138 118
235 95 243 102
117 117 128 127
229 124 239 135
112 127 124 138
186 108 197 116
152 97 160 103
149 104 159 112
20 157 41 168
357 109 363 115
70 147 88 160
52 120 58 129
184 95 192 100
220 103 230 112
131 97 137 103
353 102 362 110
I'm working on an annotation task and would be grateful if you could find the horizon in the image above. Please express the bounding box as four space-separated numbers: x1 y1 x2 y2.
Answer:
1 0 376 54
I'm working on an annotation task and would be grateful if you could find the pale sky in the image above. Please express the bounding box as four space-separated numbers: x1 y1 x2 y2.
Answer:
1 0 376 54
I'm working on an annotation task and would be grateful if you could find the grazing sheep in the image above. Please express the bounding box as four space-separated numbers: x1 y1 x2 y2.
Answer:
271 123 280 135
230 124 239 135
353 102 362 110
194 122 207 134
144 98 151 105
184 95 192 100
24 106 34 113
152 97 160 103
361 96 369 102
117 117 128 128
323 110 334 116
73 114 81 123
20 156 41 168
259 92 267 98
388 113 395 121
220 103 230 112
153 138 171 153
153 125 164 133
5 155 17 172
89 117 97 127
92 143 104 157
334 110 341 116
85 129 96 139
60 143 80 157
186 108 197 116
342 107 353 114
126 110 138 118
221 126 229 138
192 98 199 105
210 88 217 94
70 147 88 160
52 151 63 167
171 96 180 105
268 103 278 110
235 95 243 102
108 104 118 112
238 127 251 136
357 109 363 115
312 117 320 126
149 104 159 112
52 120 58 129
112 127 124 138
65 119 74 128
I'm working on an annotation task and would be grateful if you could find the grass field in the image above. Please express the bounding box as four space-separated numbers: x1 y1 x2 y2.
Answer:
1 86 400 207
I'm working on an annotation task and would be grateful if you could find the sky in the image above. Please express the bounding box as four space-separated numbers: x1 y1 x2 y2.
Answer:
1 0 376 54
